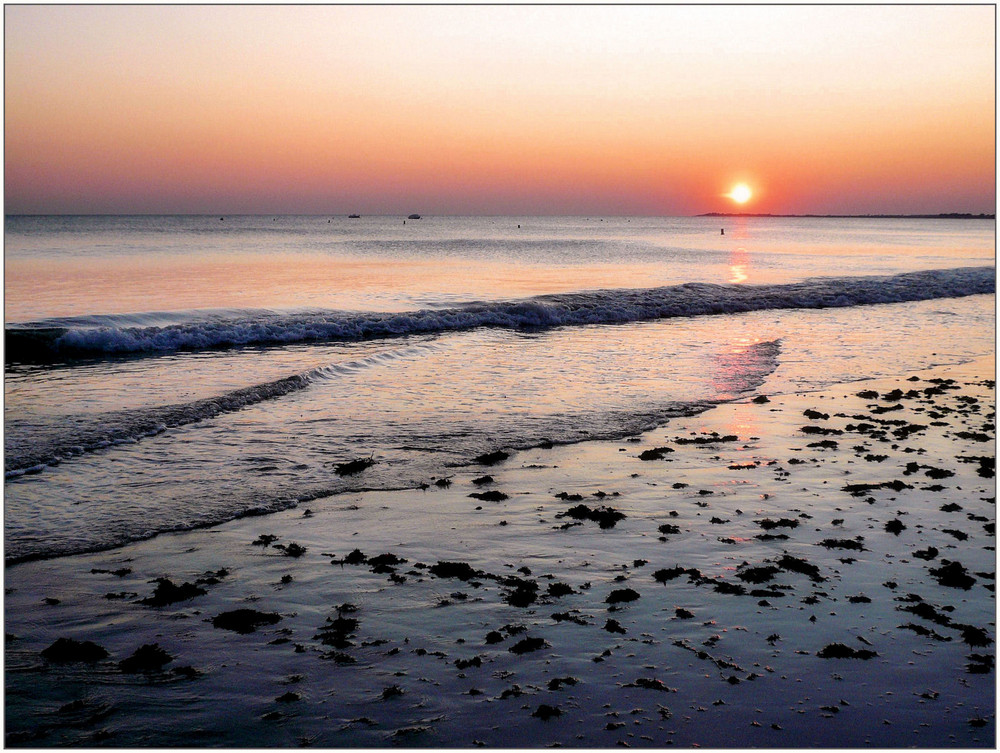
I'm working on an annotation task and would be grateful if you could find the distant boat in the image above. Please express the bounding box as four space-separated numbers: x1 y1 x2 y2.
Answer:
348 214 361 219
408 214 421 220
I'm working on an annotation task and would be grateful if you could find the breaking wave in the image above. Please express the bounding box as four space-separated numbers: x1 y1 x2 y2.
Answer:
4 346 427 476
5 267 993 363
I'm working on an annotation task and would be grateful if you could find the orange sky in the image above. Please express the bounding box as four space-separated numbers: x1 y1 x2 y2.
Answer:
4 5 996 215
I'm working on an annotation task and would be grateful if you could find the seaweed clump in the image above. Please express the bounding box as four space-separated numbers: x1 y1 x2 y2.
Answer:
473 450 509 466
335 456 375 476
816 643 878 660
212 609 283 634
557 504 626 529
429 561 483 581
606 588 640 605
119 643 174 673
140 578 207 607
41 638 109 663
929 561 977 590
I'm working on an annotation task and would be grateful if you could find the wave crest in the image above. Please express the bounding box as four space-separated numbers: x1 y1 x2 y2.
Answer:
6 267 993 362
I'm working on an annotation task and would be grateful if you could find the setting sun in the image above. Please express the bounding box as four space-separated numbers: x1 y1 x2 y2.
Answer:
727 183 753 204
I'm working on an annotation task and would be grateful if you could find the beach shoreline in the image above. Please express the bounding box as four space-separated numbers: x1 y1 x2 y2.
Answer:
5 355 995 747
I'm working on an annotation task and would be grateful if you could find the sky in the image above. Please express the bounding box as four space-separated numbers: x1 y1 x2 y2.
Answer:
4 5 996 216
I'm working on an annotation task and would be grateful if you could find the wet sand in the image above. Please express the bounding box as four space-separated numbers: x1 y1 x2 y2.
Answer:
4 357 995 747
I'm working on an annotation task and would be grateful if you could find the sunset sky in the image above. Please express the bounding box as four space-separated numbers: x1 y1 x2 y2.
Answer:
5 5 995 216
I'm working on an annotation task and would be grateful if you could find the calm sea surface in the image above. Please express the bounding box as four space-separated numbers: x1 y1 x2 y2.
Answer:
4 215 995 562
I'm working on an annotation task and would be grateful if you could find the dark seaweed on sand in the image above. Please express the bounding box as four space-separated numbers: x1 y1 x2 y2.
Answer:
473 450 509 466
140 578 207 607
90 567 133 577
625 677 674 692
653 566 699 584
557 504 626 529
841 480 912 496
40 637 109 663
818 538 865 551
801 425 843 436
604 619 626 634
674 433 738 445
955 431 991 443
331 548 368 566
508 636 548 655
119 643 173 673
928 560 977 590
212 608 282 634
712 580 747 595
967 653 994 673
551 611 588 625
898 622 952 642
334 455 375 476
531 704 561 720
775 554 824 581
884 519 906 535
639 446 674 460
816 643 878 659
897 600 954 627
454 655 482 670
368 553 405 568
803 409 830 420
756 518 799 530
735 564 781 584
469 490 508 502
547 676 578 690
315 614 360 649
502 576 539 608
605 588 640 604
547 581 575 597
429 561 483 581
956 455 995 478
954 624 993 647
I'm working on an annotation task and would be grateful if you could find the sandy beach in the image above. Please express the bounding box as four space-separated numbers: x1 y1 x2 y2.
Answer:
5 355 994 747
5 5 995 748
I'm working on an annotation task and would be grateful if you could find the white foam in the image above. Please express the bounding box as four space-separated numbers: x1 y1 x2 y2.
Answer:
18 266 988 360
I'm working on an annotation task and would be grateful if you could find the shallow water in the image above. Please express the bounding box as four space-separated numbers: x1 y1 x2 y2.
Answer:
3 215 995 747
4 363 995 747
4 215 995 563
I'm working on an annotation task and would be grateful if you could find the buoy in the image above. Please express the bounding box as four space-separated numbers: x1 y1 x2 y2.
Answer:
721 228 725 235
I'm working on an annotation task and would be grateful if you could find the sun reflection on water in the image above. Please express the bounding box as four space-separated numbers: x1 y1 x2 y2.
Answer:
708 334 777 401
728 247 751 284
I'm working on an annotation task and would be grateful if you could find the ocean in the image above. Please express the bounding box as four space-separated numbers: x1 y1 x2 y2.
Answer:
4 214 995 564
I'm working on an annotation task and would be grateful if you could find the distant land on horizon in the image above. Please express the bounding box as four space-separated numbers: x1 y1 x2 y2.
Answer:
699 212 995 220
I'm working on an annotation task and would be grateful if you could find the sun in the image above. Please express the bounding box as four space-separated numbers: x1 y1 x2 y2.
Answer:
726 183 753 204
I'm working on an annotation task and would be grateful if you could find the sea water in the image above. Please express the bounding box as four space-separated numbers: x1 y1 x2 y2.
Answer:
4 215 995 563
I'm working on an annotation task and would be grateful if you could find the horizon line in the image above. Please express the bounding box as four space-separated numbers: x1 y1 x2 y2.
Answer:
5 212 996 220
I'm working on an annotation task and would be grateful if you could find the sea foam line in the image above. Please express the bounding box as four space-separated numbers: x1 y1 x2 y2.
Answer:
4 345 432 476
5 266 993 362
